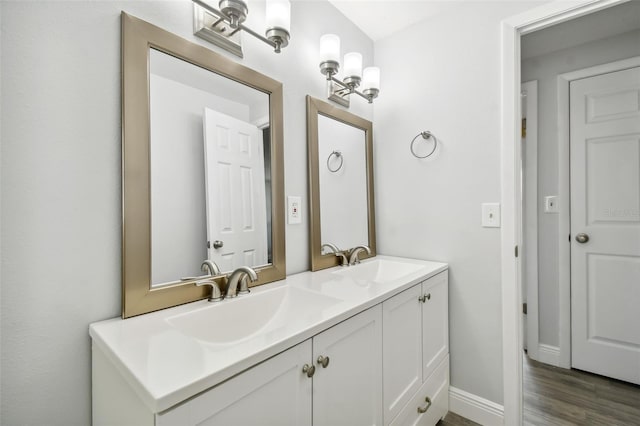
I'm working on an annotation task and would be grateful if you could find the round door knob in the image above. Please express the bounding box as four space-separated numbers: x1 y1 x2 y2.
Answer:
575 233 589 244
212 240 224 249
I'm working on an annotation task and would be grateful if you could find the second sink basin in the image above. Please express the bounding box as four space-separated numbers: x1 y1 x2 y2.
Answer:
166 286 342 345
333 258 424 285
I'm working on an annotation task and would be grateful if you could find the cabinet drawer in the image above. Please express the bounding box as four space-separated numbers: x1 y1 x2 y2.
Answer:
390 355 449 426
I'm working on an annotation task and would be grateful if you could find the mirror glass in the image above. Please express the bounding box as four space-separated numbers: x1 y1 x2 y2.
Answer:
149 49 272 286
307 96 376 271
122 12 285 318
317 115 369 250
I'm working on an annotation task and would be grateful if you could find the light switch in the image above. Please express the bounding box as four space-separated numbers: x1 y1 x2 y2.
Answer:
287 196 302 224
544 196 559 213
482 203 501 228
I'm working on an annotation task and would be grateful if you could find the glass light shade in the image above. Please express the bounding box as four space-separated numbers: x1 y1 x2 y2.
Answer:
266 0 291 31
319 34 341 63
362 67 380 90
343 52 363 78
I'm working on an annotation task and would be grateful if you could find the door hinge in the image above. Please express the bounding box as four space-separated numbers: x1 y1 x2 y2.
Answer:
523 302 527 315
568 234 571 242
521 118 527 138
515 245 519 258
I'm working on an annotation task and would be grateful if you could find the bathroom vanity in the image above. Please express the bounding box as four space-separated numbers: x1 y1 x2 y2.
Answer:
109 12 450 426
91 257 449 426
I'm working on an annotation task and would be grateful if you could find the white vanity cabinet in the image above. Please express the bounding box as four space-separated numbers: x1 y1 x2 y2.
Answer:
382 270 449 426
92 259 449 426
149 306 382 426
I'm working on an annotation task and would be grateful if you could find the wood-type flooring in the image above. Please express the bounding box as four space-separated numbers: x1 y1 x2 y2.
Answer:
436 353 640 425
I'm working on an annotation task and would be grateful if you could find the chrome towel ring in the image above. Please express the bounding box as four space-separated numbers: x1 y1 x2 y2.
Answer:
327 150 344 172
410 131 438 159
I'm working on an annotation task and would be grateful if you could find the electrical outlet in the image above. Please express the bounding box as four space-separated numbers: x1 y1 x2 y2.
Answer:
287 196 302 224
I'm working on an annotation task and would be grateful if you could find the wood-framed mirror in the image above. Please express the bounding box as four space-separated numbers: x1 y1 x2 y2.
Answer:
306 96 376 271
122 12 285 318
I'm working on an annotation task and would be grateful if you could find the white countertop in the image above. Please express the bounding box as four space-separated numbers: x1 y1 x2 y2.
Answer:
89 256 448 413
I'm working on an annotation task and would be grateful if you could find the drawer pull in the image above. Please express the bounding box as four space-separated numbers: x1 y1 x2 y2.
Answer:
418 293 431 303
302 364 316 378
317 355 330 368
417 396 432 414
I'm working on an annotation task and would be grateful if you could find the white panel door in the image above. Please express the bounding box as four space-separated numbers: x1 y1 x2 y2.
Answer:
313 305 383 426
156 340 312 426
422 271 449 382
570 66 640 384
203 108 268 272
383 284 423 425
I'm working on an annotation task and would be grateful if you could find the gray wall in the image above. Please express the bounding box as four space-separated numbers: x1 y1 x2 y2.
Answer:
373 1 546 405
521 29 640 348
0 1 372 424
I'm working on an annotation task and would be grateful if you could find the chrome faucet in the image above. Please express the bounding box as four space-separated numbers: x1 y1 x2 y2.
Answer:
321 243 349 266
196 279 224 302
348 245 371 265
226 266 258 298
201 260 221 276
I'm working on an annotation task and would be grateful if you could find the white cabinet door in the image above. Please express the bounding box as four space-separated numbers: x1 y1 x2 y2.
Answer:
156 340 312 426
383 284 423 425
313 306 383 426
422 271 449 382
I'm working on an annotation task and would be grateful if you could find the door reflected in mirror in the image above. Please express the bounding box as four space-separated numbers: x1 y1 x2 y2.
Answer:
149 49 271 286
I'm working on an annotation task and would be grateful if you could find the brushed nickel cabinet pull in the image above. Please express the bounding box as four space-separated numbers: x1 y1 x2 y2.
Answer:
317 355 330 368
419 293 431 303
417 396 432 414
302 364 315 378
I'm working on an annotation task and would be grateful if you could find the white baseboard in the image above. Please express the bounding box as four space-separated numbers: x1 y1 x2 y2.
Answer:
449 386 504 426
537 344 560 367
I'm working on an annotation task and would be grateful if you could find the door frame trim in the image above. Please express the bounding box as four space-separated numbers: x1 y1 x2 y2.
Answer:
521 80 539 360
500 1 630 424
556 55 640 369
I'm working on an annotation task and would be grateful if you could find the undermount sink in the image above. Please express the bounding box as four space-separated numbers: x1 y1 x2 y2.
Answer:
166 286 342 344
333 258 424 284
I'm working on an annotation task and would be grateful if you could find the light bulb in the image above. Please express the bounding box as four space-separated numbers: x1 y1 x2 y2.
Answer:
343 52 362 79
319 34 340 64
266 0 291 32
362 67 380 91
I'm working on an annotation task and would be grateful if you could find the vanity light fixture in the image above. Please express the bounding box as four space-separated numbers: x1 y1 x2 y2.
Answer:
193 0 291 55
319 34 380 107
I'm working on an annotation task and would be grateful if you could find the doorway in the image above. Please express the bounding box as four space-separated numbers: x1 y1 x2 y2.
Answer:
501 0 640 423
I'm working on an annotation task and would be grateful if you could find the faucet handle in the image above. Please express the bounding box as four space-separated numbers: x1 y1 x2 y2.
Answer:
196 279 224 302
